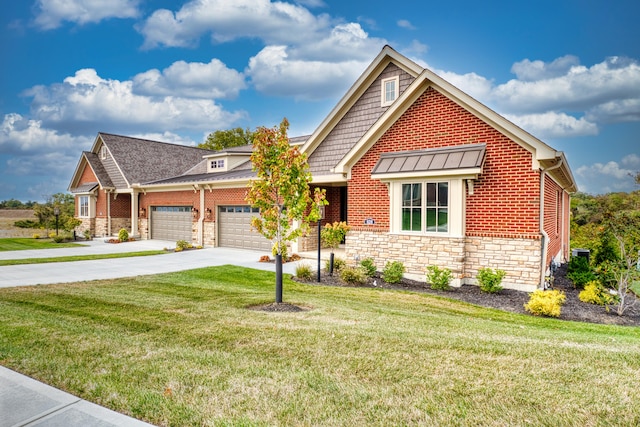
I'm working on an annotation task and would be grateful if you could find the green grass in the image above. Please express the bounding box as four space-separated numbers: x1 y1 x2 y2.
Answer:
0 237 84 251
631 280 640 297
0 251 167 266
1 266 639 426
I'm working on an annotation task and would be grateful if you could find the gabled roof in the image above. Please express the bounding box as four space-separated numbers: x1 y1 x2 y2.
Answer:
96 133 214 186
318 47 576 192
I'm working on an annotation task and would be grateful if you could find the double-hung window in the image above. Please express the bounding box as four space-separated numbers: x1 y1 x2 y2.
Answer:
401 181 449 233
381 76 399 107
79 196 89 217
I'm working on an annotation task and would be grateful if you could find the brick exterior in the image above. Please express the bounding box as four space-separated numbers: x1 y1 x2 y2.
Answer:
345 87 549 291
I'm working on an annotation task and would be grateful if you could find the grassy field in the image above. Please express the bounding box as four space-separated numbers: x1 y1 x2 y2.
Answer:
0 209 39 238
1 266 639 426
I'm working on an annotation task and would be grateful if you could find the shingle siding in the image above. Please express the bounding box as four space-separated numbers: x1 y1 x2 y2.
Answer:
308 63 415 174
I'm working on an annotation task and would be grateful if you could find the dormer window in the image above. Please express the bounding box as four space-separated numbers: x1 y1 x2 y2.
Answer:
211 159 225 169
381 76 399 107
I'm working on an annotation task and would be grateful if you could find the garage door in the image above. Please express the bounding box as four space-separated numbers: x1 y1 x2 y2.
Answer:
150 206 192 241
218 206 272 251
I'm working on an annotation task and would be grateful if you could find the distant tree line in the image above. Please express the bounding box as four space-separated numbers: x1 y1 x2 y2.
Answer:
0 199 38 209
3 193 80 233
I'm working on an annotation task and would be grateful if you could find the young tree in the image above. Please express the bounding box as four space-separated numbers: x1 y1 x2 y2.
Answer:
246 118 326 303
199 127 255 151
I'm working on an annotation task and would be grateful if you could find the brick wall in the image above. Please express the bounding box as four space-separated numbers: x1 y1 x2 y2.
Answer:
349 87 541 236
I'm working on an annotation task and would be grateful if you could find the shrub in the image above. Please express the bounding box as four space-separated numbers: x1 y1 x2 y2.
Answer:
477 267 506 293
579 280 617 307
524 290 566 318
321 221 350 250
295 262 314 280
176 240 192 250
567 270 597 289
52 235 65 243
83 229 92 240
32 233 40 239
360 258 377 277
426 265 453 290
382 261 405 284
340 266 368 285
118 228 129 242
325 257 346 273
15 219 39 229
48 232 56 239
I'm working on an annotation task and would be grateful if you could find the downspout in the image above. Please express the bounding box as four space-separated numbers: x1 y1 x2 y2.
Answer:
106 189 112 237
539 158 564 288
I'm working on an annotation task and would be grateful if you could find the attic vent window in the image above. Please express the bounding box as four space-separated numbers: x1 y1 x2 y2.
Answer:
211 159 225 169
100 146 107 160
381 76 399 107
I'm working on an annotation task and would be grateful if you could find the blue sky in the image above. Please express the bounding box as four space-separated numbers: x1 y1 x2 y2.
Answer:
1 0 639 202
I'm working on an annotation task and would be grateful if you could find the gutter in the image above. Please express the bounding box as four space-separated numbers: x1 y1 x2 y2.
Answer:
539 157 564 288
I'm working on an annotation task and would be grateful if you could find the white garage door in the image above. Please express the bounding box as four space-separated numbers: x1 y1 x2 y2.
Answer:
150 206 192 241
218 206 272 251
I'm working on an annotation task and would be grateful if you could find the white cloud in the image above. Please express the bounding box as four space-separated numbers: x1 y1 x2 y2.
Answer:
137 0 330 49
492 56 640 116
23 68 247 134
33 0 140 30
575 159 638 194
510 55 580 81
586 98 640 124
397 19 415 30
0 113 88 154
246 46 368 100
435 69 494 101
621 153 640 168
132 59 246 99
504 112 599 139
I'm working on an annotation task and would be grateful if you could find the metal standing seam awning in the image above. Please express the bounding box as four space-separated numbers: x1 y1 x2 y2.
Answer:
371 143 486 179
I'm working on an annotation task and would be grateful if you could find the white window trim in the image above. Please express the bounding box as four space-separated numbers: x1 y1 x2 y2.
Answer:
381 76 400 107
78 195 95 218
100 146 107 160
388 178 466 238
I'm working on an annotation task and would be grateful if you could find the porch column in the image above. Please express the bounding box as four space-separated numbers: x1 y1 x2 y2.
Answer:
131 191 139 237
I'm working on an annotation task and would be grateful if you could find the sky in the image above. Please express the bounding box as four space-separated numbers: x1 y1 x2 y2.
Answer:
1 0 639 202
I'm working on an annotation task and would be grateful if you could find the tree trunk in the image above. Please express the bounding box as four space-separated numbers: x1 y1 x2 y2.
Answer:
276 253 283 303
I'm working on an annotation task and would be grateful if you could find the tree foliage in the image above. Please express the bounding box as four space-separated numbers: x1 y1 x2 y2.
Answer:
198 127 255 151
0 199 38 209
30 193 81 232
246 118 326 257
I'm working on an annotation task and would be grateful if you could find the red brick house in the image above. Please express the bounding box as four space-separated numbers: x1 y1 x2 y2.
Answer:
69 45 576 291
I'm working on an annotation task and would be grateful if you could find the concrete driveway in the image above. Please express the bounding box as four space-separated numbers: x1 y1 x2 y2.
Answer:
0 239 302 288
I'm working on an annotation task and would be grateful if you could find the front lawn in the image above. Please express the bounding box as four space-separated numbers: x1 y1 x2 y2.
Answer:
1 266 639 426
0 237 84 251
0 250 167 266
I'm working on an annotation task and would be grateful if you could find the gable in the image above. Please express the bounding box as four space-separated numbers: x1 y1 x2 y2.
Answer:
307 62 416 175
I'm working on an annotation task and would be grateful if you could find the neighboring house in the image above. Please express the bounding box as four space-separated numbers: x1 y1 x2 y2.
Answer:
69 45 576 291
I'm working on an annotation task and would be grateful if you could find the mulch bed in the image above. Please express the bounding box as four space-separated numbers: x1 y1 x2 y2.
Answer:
293 264 640 327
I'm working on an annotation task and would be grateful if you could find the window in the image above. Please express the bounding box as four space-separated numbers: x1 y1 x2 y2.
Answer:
400 181 449 233
381 76 399 106
79 196 89 217
211 159 225 169
100 146 107 160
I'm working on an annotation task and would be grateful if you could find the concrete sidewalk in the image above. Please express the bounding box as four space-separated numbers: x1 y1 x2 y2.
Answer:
0 239 301 288
0 239 305 425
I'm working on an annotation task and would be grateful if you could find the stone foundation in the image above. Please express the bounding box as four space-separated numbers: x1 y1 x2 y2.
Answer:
94 217 131 237
203 222 216 247
346 230 542 291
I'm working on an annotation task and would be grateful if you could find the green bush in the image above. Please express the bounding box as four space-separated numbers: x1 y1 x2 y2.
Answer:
83 229 92 240
524 290 566 318
359 258 377 277
579 280 617 307
321 221 350 249
426 265 453 290
567 256 595 288
382 261 405 284
118 228 129 242
14 219 39 229
295 262 314 280
176 240 192 250
52 235 65 243
477 267 506 293
325 257 346 273
340 266 368 285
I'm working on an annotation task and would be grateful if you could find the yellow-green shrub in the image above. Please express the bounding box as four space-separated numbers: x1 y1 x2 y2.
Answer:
524 290 566 318
579 281 617 306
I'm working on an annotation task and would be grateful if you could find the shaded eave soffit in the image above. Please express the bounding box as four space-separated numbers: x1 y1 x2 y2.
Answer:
333 65 577 192
299 45 423 157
